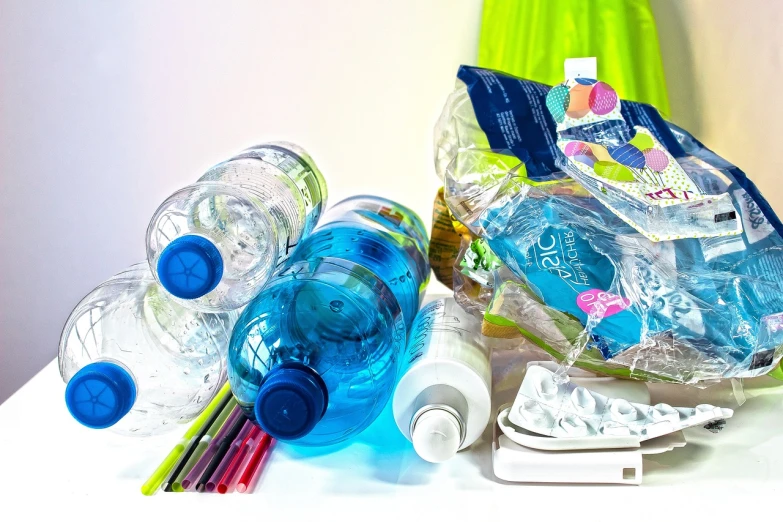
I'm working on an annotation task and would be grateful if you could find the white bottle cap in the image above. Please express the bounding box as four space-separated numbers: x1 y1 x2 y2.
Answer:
411 409 462 463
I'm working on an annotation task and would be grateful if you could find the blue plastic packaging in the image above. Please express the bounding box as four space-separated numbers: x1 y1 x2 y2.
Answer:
435 65 783 383
228 196 430 446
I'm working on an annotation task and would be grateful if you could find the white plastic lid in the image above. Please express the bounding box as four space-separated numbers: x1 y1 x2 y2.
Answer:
411 409 462 463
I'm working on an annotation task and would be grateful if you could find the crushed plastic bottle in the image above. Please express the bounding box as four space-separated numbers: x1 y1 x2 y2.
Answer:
146 142 328 312
228 196 430 446
59 263 238 436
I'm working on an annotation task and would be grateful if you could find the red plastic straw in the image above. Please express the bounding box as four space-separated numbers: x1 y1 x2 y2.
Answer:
216 426 262 494
236 433 274 493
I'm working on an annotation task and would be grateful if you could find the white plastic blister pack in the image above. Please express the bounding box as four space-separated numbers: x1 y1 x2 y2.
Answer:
508 365 734 442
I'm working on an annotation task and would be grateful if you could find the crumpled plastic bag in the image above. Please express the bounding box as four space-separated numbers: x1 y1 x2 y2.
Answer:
434 66 783 385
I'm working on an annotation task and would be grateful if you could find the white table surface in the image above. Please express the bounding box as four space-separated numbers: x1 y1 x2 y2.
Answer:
2 298 783 521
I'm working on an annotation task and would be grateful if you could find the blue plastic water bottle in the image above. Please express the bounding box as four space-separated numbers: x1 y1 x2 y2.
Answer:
228 196 430 446
290 195 430 329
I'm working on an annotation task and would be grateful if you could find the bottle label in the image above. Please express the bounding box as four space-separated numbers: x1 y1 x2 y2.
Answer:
734 188 774 245
245 145 325 266
400 298 492 386
404 299 444 368
576 289 630 318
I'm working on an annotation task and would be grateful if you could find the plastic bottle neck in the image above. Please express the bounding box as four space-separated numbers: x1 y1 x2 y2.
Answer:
254 362 328 441
65 361 137 429
408 384 469 463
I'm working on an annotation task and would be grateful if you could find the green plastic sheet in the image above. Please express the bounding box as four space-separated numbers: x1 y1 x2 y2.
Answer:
478 0 670 116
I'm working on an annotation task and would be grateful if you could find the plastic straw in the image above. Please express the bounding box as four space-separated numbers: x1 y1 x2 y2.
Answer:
236 433 274 493
217 426 262 494
142 383 230 495
141 384 231 494
205 420 254 491
174 399 239 491
196 412 247 492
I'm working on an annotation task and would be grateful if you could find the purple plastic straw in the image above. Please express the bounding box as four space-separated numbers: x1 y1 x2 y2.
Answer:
181 406 243 490
205 419 254 491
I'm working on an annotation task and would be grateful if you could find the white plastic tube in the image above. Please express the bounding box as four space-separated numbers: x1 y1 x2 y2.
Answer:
392 298 491 463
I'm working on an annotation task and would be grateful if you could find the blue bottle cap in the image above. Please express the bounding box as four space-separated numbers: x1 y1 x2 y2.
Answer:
254 363 328 441
157 235 223 299
65 362 137 429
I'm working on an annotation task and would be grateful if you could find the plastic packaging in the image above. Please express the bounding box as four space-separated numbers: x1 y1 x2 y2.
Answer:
494 408 686 485
392 298 491 462
228 196 430 446
548 77 740 242
147 142 328 312
58 263 238 436
453 237 501 317
509 365 733 441
435 66 783 384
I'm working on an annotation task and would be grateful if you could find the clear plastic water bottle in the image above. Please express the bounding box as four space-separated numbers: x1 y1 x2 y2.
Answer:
146 142 328 312
59 263 238 436
228 196 430 446
290 195 430 329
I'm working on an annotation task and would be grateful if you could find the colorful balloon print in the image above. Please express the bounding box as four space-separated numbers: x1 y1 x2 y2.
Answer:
575 77 598 86
564 141 592 157
589 144 613 162
588 82 618 115
546 85 570 123
609 144 646 169
594 161 636 182
566 83 591 119
573 154 596 168
643 148 670 171
629 132 655 151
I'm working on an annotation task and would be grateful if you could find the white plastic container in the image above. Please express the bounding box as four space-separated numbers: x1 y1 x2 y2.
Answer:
392 298 491 463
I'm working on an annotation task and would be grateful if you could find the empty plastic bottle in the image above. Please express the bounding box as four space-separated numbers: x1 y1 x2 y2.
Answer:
290 195 430 329
393 298 491 463
228 196 430 446
146 142 328 312
59 263 238 436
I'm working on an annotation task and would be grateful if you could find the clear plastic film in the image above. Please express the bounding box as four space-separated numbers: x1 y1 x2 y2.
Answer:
452 236 501 318
548 77 741 242
434 66 783 386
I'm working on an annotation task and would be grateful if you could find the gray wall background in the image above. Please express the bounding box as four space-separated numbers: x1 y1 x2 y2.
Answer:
0 0 482 403
2 0 782 404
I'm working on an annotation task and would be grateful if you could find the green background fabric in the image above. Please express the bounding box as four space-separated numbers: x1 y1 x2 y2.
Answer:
478 0 670 116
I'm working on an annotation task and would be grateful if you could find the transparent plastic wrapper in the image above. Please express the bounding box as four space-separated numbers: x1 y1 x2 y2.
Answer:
434 66 783 385
428 188 465 289
547 77 741 242
453 237 500 318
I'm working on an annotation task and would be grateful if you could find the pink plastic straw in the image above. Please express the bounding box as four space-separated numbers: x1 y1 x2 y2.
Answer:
181 406 243 490
216 426 262 494
236 433 275 493
205 419 254 492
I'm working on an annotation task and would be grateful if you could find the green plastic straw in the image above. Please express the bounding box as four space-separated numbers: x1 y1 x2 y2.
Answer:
140 382 232 496
171 397 238 492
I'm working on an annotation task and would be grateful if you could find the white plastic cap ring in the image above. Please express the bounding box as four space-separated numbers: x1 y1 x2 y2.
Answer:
411 409 462 463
